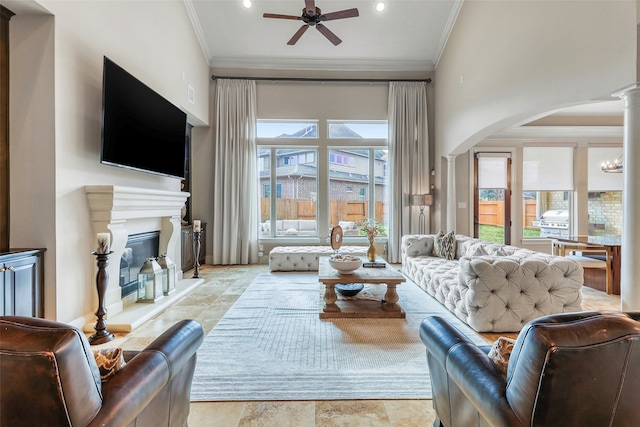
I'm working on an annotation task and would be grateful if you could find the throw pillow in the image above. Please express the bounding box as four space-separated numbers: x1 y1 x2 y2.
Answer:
93 347 126 382
433 230 457 260
488 337 516 373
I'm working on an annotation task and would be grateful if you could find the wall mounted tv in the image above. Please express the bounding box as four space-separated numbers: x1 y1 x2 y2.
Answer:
101 56 187 179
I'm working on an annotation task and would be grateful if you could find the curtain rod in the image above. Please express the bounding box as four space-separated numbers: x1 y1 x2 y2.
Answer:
211 75 432 84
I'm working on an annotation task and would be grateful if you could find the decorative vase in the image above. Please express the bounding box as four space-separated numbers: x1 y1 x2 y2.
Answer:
367 238 377 262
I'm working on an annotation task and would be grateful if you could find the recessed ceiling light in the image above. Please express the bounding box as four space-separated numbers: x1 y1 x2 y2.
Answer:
242 0 252 9
375 1 386 12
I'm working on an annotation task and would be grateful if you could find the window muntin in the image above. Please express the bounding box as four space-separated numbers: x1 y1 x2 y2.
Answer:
257 120 318 139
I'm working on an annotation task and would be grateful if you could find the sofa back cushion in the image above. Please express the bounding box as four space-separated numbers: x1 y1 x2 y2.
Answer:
0 316 103 427
297 220 317 231
401 235 435 258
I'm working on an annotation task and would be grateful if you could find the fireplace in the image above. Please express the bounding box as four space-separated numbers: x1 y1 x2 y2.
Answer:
120 231 160 298
86 185 189 318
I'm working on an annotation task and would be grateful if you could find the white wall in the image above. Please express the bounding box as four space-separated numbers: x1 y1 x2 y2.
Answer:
9 0 210 322
434 0 636 232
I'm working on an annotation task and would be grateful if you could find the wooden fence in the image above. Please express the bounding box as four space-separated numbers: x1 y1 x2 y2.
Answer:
261 199 386 225
261 199 537 228
478 200 538 228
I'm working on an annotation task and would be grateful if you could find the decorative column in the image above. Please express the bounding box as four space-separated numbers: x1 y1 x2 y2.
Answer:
614 84 640 310
446 155 457 232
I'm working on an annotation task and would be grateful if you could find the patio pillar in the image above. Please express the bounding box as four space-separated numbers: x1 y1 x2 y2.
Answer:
614 83 640 310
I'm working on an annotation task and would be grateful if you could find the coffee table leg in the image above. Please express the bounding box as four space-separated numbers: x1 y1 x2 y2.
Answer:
383 283 401 311
323 283 340 313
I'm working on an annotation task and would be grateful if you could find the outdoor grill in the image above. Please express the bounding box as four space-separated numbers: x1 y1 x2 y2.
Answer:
536 209 570 238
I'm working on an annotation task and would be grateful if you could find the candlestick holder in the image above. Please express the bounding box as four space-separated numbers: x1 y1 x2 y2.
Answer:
89 251 115 345
192 230 202 279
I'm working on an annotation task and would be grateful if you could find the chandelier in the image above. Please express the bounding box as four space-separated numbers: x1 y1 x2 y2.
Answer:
601 155 623 173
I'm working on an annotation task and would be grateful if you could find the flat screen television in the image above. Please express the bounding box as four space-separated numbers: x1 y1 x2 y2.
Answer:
101 56 187 179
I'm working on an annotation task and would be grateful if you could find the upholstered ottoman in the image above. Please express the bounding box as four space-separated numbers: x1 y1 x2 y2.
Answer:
269 246 367 271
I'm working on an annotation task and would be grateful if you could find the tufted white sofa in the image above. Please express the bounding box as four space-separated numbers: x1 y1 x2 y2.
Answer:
401 234 584 332
260 220 318 236
269 246 367 271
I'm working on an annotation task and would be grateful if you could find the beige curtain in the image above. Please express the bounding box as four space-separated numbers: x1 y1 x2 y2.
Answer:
211 79 259 265
388 82 429 263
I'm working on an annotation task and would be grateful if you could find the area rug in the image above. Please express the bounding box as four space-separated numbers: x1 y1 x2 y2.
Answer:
190 272 486 401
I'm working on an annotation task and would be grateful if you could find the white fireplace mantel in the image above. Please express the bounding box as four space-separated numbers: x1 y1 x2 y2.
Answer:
85 185 190 322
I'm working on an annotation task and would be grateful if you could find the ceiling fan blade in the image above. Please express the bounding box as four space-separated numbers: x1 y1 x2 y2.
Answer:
263 13 302 20
320 8 359 21
287 25 309 45
316 23 342 46
305 0 316 15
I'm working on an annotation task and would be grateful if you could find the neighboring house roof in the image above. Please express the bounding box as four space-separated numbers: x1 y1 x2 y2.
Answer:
259 164 386 184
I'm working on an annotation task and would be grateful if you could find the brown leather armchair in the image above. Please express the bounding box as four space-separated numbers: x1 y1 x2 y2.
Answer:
0 315 204 427
420 311 640 427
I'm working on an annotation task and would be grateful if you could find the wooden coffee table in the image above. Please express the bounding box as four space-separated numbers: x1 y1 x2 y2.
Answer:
318 256 406 319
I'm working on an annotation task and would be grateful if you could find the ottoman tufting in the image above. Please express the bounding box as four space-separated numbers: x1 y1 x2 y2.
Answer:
269 246 367 272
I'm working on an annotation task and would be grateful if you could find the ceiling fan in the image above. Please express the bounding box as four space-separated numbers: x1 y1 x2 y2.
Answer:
263 0 359 46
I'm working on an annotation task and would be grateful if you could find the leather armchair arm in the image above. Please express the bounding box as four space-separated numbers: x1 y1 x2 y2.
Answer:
420 316 525 427
87 319 204 427
88 351 169 427
141 319 204 381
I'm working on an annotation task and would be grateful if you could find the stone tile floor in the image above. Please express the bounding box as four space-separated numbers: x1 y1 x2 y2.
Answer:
90 264 620 427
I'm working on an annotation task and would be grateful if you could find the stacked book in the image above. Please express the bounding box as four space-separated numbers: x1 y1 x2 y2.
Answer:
362 261 386 268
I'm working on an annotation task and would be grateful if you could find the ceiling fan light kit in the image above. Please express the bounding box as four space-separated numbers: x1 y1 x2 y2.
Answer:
263 0 359 46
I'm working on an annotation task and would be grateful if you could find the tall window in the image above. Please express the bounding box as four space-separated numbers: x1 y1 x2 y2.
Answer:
328 148 389 237
258 119 388 240
587 147 623 235
259 146 318 237
522 147 574 239
475 153 511 244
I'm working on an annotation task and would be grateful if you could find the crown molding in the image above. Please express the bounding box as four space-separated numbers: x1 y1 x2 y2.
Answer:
482 126 623 144
183 0 211 63
209 56 434 72
434 0 463 68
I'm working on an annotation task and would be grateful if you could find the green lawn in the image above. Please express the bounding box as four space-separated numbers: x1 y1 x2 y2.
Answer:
479 224 540 244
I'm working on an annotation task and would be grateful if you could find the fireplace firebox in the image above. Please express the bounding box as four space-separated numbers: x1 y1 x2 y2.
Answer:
120 231 160 297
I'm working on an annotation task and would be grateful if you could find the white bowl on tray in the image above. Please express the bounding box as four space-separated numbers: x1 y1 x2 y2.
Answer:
328 254 363 275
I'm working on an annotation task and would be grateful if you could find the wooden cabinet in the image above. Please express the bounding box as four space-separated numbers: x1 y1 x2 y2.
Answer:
0 249 45 317
1 7 15 251
181 223 205 272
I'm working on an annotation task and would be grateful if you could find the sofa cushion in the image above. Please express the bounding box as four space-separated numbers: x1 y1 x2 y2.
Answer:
433 230 457 260
338 220 357 230
298 220 317 231
466 242 488 257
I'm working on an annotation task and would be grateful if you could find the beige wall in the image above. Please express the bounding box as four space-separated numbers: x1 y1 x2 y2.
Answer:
434 0 636 233
9 0 210 323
